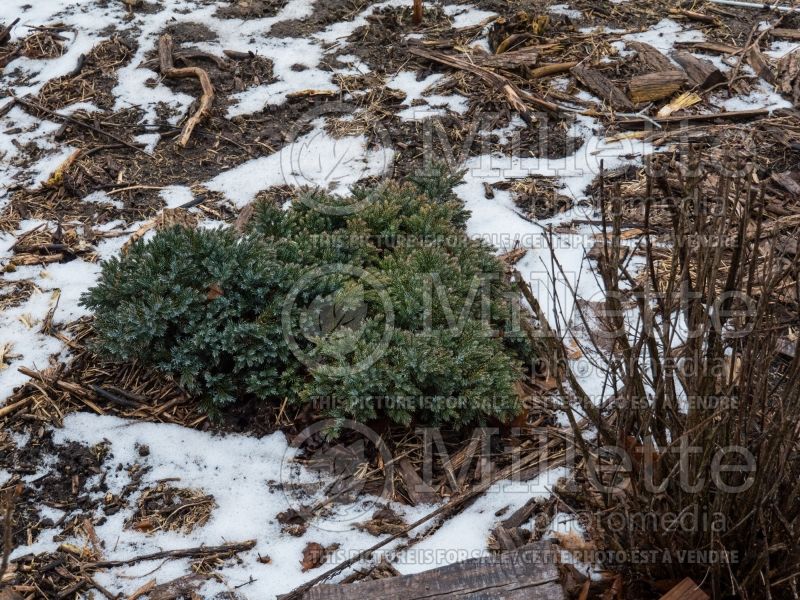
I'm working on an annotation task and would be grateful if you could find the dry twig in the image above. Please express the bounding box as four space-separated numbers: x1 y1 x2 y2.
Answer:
158 34 215 148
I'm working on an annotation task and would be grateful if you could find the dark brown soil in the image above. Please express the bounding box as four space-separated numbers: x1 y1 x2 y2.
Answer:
215 0 289 20
268 0 379 38
0 429 110 547
164 21 219 44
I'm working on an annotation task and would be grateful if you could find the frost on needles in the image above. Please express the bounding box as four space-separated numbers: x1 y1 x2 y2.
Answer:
80 166 534 429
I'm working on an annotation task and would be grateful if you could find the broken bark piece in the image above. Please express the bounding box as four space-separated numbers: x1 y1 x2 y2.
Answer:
776 49 800 104
491 525 523 551
356 506 408 536
499 246 527 265
286 89 337 99
628 70 687 103
777 336 797 359
627 41 673 72
223 48 254 60
571 65 634 111
158 33 215 147
671 51 725 89
745 44 776 85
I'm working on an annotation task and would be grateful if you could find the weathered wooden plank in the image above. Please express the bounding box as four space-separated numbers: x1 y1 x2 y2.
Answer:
571 65 634 110
628 70 687 102
658 577 709 600
298 542 563 600
671 51 725 89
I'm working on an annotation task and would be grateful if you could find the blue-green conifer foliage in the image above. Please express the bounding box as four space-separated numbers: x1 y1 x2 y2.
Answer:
81 167 533 427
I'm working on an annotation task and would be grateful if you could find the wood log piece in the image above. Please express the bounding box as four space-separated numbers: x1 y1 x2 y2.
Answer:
671 51 725 88
571 65 634 110
628 70 687 103
627 41 674 72
777 49 800 104
771 170 800 195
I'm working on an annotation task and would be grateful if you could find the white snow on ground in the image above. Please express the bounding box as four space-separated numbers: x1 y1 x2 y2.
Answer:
0 239 102 398
457 112 653 325
207 121 394 207
443 4 497 29
453 112 655 407
719 87 793 111
224 38 334 117
82 190 123 210
1 0 788 593
388 71 469 120
395 468 569 576
617 19 705 55
8 412 567 598
766 39 800 59
549 4 584 19
160 185 195 209
0 107 69 197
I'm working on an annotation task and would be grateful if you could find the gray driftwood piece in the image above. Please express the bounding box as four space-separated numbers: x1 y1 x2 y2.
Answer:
297 542 564 600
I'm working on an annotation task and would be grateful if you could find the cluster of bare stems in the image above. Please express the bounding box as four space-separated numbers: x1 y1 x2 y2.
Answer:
553 151 800 598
